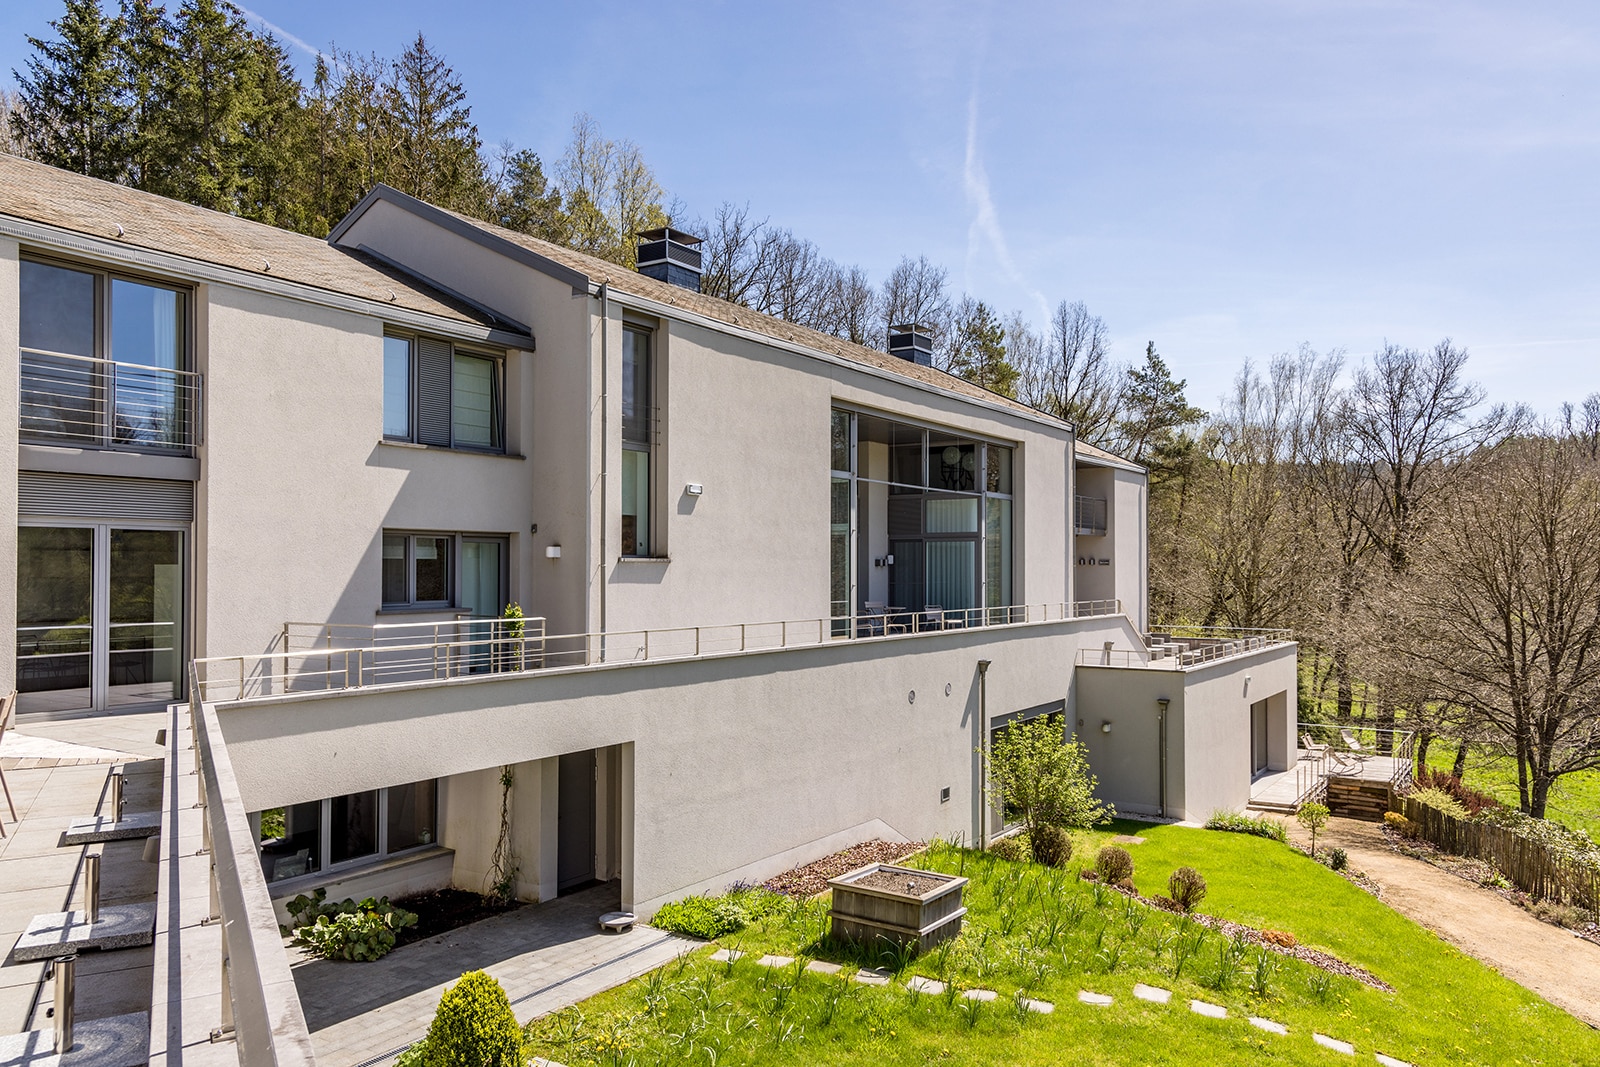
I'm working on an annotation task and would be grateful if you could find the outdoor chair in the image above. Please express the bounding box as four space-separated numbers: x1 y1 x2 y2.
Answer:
1340 728 1369 754
921 605 964 631
1328 750 1365 775
1299 733 1328 760
861 602 905 637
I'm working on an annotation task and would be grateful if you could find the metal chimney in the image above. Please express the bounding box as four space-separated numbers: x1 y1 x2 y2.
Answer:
635 227 704 292
888 323 934 367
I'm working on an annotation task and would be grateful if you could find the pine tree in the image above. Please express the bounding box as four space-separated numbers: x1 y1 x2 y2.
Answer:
1118 342 1205 465
387 34 482 213
12 0 130 179
159 0 261 211
117 0 171 190
947 299 1019 398
487 146 567 241
236 32 308 227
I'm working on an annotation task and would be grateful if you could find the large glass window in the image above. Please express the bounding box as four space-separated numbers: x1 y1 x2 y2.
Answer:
107 529 184 708
19 260 190 450
329 790 379 865
15 527 93 712
383 332 504 452
255 781 439 884
622 327 654 556
386 780 438 850
382 533 454 609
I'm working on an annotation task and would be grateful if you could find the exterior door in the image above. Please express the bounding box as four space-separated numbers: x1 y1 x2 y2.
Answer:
458 538 505 673
17 524 185 715
557 749 597 893
1250 699 1270 775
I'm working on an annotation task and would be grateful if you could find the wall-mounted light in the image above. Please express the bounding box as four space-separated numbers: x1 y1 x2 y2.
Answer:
1101 721 1112 734
685 483 704 496
545 545 562 559
875 554 895 568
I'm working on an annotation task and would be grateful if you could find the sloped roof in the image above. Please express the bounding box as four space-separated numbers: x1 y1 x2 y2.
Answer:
339 184 1071 428
0 155 501 329
1074 438 1144 472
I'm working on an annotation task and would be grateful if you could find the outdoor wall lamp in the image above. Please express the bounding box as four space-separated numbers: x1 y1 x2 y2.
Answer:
545 545 562 558
1101 721 1112 734
685 483 704 496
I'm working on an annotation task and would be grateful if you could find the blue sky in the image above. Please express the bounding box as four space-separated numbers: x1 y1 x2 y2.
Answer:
5 1 1598 416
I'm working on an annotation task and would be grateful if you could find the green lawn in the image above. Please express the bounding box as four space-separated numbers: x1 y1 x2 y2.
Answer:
524 824 1598 1066
1423 746 1600 841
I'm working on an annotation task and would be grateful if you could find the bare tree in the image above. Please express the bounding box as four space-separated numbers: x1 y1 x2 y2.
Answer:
0 89 28 157
1006 311 1048 409
1562 393 1600 460
1045 301 1124 447
1403 432 1600 817
695 201 772 305
820 264 877 346
878 255 951 352
556 112 666 267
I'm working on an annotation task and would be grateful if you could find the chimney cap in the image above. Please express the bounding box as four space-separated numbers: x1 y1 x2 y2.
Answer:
889 322 935 336
636 226 703 247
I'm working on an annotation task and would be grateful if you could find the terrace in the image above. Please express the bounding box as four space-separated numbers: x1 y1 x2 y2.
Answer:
1249 724 1416 814
1073 626 1295 671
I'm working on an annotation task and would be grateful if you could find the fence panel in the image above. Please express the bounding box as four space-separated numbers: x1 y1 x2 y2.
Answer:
1402 797 1598 917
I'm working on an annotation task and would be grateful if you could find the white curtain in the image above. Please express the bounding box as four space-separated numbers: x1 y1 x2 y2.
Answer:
925 541 976 611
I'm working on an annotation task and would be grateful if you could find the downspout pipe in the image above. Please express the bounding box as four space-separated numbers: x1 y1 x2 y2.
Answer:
1157 697 1170 819
977 659 992 848
597 281 610 640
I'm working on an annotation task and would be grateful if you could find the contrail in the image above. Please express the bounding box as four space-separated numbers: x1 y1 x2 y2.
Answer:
237 5 340 72
963 88 1050 324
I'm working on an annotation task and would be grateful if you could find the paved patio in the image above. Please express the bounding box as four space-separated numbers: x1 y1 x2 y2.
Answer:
294 882 697 1066
1249 752 1403 812
0 709 167 1034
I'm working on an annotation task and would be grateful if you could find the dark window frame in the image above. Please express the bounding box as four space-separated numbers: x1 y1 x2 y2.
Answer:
382 330 506 454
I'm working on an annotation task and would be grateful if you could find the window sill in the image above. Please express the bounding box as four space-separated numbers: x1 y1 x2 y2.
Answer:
616 556 670 565
379 439 525 460
377 606 460 616
266 844 454 900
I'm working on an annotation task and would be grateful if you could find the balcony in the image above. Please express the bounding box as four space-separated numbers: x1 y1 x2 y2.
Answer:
20 346 201 453
1076 626 1294 669
1073 494 1107 536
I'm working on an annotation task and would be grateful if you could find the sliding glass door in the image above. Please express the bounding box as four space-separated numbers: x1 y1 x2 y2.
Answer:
16 524 186 715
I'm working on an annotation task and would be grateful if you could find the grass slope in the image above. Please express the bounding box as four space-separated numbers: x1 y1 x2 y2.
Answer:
526 823 1598 1066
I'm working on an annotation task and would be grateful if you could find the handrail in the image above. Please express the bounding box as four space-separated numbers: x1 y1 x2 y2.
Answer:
19 344 201 451
187 674 318 1064
198 601 1133 703
1078 630 1294 670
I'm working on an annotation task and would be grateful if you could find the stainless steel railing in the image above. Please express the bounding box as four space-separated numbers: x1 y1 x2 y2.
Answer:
20 346 201 451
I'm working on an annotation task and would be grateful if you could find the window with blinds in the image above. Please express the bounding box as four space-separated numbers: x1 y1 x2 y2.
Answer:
383 333 504 452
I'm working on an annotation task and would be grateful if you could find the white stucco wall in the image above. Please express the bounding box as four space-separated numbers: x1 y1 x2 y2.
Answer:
216 616 1142 913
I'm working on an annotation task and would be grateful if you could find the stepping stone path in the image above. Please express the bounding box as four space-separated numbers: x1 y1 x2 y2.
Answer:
854 967 892 986
1313 1033 1355 1055
1375 1055 1415 1067
1189 999 1227 1019
806 960 841 975
1077 990 1114 1007
906 977 946 994
708 948 743 962
1133 983 1172 1005
756 955 793 968
1249 1017 1288 1035
1022 998 1054 1014
962 989 998 1002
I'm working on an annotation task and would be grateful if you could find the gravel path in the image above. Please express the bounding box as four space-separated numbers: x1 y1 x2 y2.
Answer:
1291 817 1600 1028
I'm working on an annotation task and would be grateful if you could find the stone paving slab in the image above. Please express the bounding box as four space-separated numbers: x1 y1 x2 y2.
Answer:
708 948 743 963
12 903 156 961
60 813 160 845
1313 1033 1355 1055
1374 1055 1414 1067
755 954 793 968
906 976 945 994
962 988 997 1002
1249 1016 1288 1035
1022 998 1054 1014
1077 990 1112 1006
1189 999 1227 1018
853 967 891 986
0 1010 149 1067
1133 983 1171 1004
805 960 841 975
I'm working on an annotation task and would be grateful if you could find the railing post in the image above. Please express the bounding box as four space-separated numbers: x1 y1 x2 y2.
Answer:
52 955 75 1053
83 854 100 924
695 627 701 656
1102 641 1113 666
211 917 235 1043
109 770 123 822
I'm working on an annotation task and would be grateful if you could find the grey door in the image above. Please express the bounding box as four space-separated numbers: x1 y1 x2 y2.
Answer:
557 750 596 893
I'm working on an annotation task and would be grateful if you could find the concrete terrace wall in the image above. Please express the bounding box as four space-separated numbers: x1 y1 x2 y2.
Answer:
215 616 1141 913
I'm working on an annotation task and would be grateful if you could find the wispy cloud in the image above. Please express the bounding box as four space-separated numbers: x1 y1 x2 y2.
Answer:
236 5 338 71
963 81 1050 323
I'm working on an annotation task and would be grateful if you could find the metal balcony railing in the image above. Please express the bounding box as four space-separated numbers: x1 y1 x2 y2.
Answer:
1073 495 1107 536
19 346 201 451
1077 625 1294 669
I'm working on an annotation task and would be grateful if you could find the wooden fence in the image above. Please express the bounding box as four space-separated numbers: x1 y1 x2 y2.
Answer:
1401 797 1599 917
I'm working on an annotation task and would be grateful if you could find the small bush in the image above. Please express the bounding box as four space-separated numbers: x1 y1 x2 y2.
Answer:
1328 847 1349 871
989 835 1030 864
1204 810 1288 842
1531 900 1587 929
418 970 523 1067
1260 929 1297 948
1409 787 1469 820
1383 811 1419 838
1167 866 1207 912
1413 766 1500 815
1095 846 1134 885
649 887 790 940
286 891 418 962
1030 825 1073 868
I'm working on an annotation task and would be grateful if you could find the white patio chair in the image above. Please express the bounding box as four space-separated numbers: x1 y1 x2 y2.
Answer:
1299 732 1328 760
1340 728 1369 754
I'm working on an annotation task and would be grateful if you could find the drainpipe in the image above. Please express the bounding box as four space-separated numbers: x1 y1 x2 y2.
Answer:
977 659 992 848
597 282 610 642
1157 697 1170 819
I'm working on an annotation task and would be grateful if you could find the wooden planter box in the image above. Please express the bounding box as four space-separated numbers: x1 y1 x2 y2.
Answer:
827 863 967 953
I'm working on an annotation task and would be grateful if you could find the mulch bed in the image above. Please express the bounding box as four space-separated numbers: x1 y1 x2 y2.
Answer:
762 839 926 899
391 887 521 945
1186 911 1394 992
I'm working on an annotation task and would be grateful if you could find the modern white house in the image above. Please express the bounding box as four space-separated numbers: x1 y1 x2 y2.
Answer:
0 154 1300 942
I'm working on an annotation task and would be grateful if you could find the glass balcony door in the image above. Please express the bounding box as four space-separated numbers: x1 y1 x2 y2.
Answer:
16 524 185 715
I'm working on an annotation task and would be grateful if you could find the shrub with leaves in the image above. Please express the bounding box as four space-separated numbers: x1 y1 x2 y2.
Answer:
987 713 1113 838
649 886 790 940
1204 810 1287 842
1409 787 1468 819
417 970 524 1067
286 891 417 961
1030 825 1072 868
988 834 1030 864
1260 928 1297 948
1167 866 1207 912
1328 847 1349 871
1094 846 1133 885
1383 810 1419 838
1412 766 1500 815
